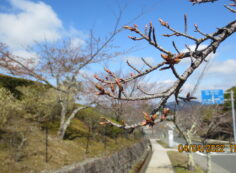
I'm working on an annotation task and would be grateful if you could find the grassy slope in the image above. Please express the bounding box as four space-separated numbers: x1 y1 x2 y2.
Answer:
167 151 204 173
0 74 141 173
156 140 170 148
1 117 138 173
0 74 35 98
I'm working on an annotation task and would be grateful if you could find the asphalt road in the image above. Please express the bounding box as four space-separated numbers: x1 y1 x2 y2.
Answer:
193 152 236 173
212 154 236 173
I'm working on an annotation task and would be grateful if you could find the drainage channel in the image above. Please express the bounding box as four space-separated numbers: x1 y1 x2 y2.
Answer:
138 145 153 173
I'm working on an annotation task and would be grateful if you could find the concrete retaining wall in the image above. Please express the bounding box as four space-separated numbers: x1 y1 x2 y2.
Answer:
43 139 150 173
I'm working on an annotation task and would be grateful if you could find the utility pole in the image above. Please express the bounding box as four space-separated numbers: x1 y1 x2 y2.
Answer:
224 90 236 144
231 90 236 144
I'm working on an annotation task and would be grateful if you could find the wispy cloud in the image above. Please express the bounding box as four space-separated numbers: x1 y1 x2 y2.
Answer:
207 59 236 75
12 49 39 67
69 37 85 49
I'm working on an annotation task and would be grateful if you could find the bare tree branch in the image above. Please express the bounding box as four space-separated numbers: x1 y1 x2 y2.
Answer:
224 5 236 13
95 11 236 130
126 60 141 73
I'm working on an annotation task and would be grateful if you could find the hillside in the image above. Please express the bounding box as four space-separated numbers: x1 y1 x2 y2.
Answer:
0 74 143 173
0 74 35 98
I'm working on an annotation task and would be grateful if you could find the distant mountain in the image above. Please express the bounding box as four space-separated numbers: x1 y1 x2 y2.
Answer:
166 100 201 111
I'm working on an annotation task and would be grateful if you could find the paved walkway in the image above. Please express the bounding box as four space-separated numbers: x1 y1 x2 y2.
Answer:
145 139 174 173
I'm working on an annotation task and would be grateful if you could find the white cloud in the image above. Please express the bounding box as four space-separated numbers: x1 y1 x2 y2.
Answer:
183 59 236 101
182 83 195 92
123 56 154 66
155 80 195 94
69 38 85 49
66 26 86 38
65 26 87 49
207 59 236 75
79 70 94 79
12 49 39 67
154 79 175 92
157 79 174 86
0 0 86 68
0 0 62 49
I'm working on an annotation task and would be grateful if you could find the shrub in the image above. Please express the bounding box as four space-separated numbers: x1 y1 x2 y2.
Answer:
17 85 61 123
0 87 20 127
0 74 34 98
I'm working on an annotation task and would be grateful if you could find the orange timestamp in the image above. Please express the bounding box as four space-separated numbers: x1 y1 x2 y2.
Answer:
178 144 225 153
229 145 236 152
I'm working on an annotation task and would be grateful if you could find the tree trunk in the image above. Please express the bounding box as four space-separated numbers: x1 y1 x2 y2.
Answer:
58 101 67 139
57 106 87 140
58 125 67 140
187 152 195 171
186 123 196 171
186 136 196 171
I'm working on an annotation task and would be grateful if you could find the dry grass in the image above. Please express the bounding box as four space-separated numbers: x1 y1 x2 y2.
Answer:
0 117 139 173
156 140 170 148
167 151 205 173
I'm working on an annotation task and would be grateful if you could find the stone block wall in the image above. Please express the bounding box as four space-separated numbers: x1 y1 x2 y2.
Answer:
43 139 150 173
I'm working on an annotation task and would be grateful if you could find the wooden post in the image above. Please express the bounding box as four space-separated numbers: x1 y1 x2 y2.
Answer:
104 126 107 152
45 125 48 163
85 125 91 154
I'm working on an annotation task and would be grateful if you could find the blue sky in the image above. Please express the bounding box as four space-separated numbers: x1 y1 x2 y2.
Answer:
0 0 235 101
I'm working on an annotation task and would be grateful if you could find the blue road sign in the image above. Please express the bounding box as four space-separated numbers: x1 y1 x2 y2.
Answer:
201 89 224 104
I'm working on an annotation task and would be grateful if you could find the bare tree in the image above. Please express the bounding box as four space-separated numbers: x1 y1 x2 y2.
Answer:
91 69 153 122
172 103 203 170
0 7 134 139
172 51 232 170
175 103 232 171
199 107 231 173
172 57 210 169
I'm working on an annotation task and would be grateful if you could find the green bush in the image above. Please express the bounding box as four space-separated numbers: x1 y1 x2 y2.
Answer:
0 74 34 98
17 86 61 123
0 87 20 127
76 107 125 138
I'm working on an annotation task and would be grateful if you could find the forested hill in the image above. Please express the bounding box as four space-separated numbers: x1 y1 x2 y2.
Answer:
0 73 143 173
